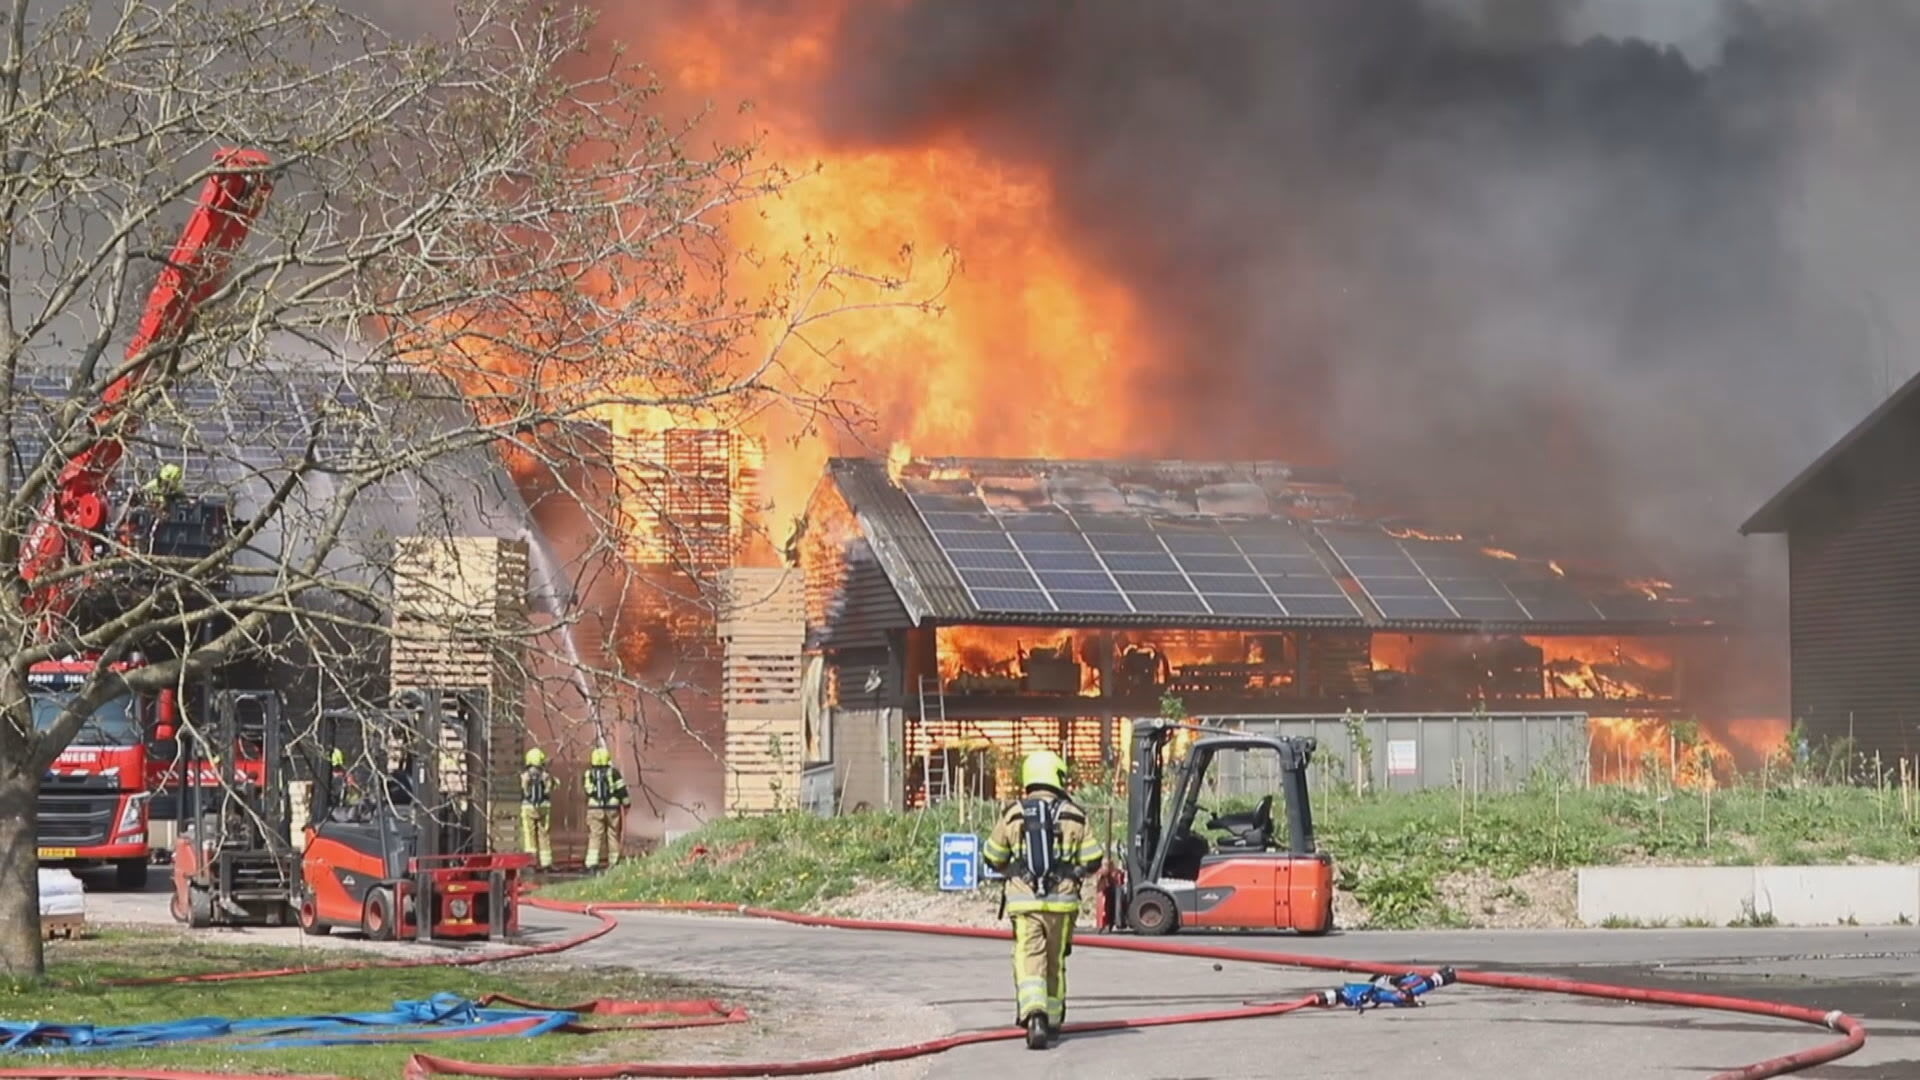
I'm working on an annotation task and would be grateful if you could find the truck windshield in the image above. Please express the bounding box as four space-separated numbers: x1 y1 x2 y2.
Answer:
31 692 139 748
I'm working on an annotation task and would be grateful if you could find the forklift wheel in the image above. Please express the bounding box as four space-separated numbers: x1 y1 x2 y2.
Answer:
361 887 396 942
186 886 213 930
1128 887 1179 936
297 896 331 937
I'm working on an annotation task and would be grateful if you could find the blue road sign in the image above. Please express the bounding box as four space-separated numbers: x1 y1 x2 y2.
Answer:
939 833 979 891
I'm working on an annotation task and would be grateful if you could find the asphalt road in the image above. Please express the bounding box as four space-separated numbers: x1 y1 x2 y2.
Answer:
85 878 1920 1079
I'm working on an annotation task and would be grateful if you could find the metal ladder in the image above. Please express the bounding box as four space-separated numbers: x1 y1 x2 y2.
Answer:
917 676 950 806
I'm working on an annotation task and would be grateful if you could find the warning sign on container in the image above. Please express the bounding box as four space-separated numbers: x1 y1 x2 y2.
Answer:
1387 739 1418 777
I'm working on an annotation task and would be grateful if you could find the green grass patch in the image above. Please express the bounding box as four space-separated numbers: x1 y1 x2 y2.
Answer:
0 930 699 1079
561 783 1920 930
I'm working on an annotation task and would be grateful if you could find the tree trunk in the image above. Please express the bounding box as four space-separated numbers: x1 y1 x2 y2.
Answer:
0 766 44 978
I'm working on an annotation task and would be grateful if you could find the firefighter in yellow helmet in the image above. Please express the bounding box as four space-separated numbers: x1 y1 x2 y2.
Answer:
583 746 630 870
519 748 554 870
982 750 1105 1050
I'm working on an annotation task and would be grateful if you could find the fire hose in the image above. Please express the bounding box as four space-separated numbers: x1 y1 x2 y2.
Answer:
0 896 1867 1080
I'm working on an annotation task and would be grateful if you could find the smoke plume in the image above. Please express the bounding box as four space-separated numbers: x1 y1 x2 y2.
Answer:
796 0 1914 580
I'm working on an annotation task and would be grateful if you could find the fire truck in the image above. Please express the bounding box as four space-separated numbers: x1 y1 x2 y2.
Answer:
22 150 273 885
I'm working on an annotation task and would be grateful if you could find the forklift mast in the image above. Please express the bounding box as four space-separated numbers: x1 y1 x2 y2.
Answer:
311 688 488 860
1126 720 1320 885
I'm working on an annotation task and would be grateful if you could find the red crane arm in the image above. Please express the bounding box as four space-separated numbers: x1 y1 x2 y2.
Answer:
18 148 273 613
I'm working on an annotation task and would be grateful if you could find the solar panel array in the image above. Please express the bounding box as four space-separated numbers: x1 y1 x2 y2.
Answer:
1318 527 1664 624
909 493 1363 620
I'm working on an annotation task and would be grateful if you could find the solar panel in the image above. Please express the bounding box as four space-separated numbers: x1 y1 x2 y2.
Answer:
1446 597 1530 621
1260 574 1349 598
1372 596 1461 621
1363 578 1447 600
1591 595 1667 620
1160 533 1239 555
1111 572 1195 594
947 549 1030 571
1343 555 1421 577
1205 594 1284 616
932 529 1014 551
958 568 1045 591
970 588 1054 612
1248 554 1326 574
1010 532 1096 553
923 511 1000 531
1035 570 1121 593
1433 578 1510 601
1047 590 1134 614
1002 513 1077 533
1086 532 1164 553
1189 573 1265 595
1128 592 1209 615
1170 552 1253 575
1280 595 1366 618
1102 552 1179 572
1024 551 1103 571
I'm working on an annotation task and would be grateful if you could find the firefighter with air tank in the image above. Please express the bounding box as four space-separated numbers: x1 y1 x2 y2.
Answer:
983 750 1106 1051
520 748 554 870
584 746 630 870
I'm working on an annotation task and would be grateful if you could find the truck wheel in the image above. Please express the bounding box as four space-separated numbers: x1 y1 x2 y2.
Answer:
361 887 396 942
1128 887 1180 936
297 895 331 937
114 858 150 891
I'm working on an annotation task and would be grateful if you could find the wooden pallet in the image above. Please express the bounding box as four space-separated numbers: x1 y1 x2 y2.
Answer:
41 913 85 941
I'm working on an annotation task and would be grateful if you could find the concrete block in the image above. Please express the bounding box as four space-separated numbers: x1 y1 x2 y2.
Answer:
1576 867 1754 927
1752 866 1920 926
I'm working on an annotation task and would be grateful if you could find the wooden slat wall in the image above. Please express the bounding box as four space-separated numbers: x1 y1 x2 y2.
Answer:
389 536 530 852
721 569 806 814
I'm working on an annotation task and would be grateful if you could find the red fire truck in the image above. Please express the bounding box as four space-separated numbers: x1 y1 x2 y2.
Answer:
22 150 272 884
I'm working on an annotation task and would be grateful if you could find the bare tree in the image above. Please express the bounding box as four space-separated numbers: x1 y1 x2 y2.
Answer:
0 0 933 976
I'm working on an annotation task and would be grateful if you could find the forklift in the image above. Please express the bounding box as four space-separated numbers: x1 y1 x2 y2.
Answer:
295 689 529 942
1100 720 1334 936
170 690 300 927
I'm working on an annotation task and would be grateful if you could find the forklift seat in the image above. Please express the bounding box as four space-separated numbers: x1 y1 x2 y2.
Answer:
1207 795 1274 850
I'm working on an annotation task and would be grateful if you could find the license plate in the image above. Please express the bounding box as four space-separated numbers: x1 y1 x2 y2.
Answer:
37 847 77 859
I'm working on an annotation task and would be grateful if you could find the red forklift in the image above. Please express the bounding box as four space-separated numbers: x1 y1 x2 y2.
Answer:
296 689 528 942
1100 720 1334 935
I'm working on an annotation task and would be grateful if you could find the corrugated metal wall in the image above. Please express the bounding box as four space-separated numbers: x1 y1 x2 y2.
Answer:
1211 713 1590 794
1788 467 1920 760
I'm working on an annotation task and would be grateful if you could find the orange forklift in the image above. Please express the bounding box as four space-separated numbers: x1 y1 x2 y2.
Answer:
1101 720 1334 935
296 690 528 942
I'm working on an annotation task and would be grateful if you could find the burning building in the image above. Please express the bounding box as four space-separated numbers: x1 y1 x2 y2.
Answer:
1743 367 1920 766
799 456 1745 807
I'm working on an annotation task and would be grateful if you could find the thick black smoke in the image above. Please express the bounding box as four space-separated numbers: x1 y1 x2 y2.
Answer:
810 0 1916 582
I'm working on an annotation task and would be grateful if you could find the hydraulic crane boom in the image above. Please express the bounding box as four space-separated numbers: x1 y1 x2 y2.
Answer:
18 148 272 625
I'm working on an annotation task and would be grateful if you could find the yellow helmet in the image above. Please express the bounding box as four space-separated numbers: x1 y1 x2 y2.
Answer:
158 464 182 481
590 747 612 767
329 749 345 768
524 748 546 767
1020 750 1070 792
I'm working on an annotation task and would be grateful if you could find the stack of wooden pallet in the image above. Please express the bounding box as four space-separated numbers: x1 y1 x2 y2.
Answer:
389 535 530 852
719 568 807 814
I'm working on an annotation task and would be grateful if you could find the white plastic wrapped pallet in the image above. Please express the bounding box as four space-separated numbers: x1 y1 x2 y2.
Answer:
37 868 86 918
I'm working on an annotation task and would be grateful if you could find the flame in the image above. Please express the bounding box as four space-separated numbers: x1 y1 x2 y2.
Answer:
1586 716 1735 789
1626 577 1676 601
1482 547 1518 561
1548 559 1566 577
1387 526 1465 543
1528 635 1675 701
937 626 1098 696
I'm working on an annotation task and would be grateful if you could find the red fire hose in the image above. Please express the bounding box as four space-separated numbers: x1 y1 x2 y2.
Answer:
2 897 1866 1080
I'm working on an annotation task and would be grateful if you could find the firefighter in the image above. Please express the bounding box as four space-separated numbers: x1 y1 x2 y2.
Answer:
142 463 185 504
520 748 554 870
582 746 629 870
982 750 1105 1050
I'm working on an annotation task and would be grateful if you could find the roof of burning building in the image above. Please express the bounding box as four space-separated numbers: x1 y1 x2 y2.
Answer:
1742 366 1920 535
822 456 1720 635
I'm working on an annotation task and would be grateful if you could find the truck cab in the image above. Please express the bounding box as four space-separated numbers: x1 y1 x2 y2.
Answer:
32 664 160 889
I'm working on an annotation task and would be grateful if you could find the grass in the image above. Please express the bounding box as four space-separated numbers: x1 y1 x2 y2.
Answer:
0 930 699 1079
562 782 1920 931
